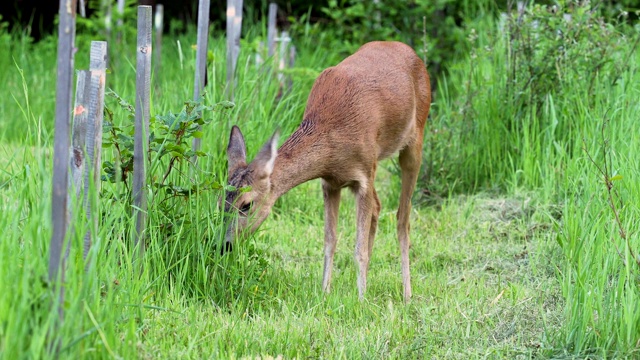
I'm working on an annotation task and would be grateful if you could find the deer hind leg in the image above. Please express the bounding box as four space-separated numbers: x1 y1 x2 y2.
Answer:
369 187 381 257
397 139 423 302
322 180 341 293
354 175 375 301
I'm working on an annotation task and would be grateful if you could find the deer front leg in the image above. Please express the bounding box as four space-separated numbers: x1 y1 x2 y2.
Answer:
354 181 374 300
322 180 341 293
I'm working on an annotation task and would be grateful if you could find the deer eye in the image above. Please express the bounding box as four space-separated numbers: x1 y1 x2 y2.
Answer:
239 202 252 214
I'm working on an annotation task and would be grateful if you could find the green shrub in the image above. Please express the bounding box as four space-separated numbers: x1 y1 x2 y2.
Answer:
290 0 496 78
421 0 637 197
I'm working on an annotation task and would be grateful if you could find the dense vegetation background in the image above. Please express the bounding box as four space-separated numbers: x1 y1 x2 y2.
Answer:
0 0 639 358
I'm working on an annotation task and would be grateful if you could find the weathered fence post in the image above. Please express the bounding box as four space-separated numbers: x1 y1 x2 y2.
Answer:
225 0 235 99
191 0 210 154
83 41 107 262
256 41 264 68
117 0 125 42
277 31 290 85
287 44 296 91
373 0 381 29
49 0 76 331
273 30 292 98
69 70 91 260
133 5 152 259
226 0 243 101
154 4 164 79
79 0 86 18
267 3 277 58
103 0 112 39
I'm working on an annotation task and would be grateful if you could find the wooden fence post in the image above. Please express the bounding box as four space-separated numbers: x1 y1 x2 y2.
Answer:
277 31 290 85
154 4 164 79
273 31 292 98
191 0 210 153
133 5 152 259
226 0 243 101
267 3 277 58
373 0 381 29
83 41 107 261
117 0 125 42
49 2 76 354
287 44 296 91
103 0 112 39
256 41 264 68
49 0 76 330
70 70 91 261
232 0 243 55
79 0 86 18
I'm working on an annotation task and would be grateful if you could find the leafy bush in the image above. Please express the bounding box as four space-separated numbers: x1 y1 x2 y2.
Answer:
504 1 634 114
421 0 638 197
101 90 234 233
298 0 496 77
100 91 278 306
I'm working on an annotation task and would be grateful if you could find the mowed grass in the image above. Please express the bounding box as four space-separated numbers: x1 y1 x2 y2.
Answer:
120 170 564 359
1 8 639 359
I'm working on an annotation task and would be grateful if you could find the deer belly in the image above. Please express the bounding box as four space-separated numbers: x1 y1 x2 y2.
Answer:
376 112 416 160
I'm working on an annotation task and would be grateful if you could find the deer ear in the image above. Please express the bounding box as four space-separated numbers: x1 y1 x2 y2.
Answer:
252 130 279 178
227 125 247 173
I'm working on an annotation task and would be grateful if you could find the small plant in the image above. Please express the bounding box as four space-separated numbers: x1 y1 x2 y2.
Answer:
583 117 639 270
101 89 234 231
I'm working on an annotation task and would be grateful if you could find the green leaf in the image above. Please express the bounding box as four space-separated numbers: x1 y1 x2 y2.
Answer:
217 100 235 109
192 131 204 138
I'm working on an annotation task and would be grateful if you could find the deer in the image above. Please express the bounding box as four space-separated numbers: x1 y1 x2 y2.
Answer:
223 41 431 302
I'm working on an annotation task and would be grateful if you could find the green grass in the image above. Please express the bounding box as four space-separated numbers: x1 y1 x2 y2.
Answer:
1 7 639 359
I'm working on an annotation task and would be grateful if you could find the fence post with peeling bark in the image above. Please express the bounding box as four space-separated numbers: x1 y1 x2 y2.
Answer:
70 72 91 240
68 44 107 267
133 6 152 260
83 41 107 262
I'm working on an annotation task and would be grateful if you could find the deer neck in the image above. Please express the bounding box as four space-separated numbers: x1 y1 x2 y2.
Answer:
269 123 326 201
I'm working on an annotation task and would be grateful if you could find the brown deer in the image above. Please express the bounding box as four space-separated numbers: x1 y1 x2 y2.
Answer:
224 41 431 302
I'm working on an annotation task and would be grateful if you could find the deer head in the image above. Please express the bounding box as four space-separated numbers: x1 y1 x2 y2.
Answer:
223 125 279 249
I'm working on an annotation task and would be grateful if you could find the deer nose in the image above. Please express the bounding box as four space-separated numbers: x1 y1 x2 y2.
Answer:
220 220 236 254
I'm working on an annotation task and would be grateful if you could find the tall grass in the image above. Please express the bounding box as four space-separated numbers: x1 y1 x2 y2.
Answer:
426 4 640 357
557 72 640 356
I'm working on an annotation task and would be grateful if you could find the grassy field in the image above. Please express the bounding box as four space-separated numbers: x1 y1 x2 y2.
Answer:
1 5 639 359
